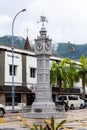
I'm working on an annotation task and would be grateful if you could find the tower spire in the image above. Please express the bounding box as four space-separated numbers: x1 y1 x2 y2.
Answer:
24 28 31 51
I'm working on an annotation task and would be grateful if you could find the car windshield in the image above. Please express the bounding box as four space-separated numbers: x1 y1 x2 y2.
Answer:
58 96 67 100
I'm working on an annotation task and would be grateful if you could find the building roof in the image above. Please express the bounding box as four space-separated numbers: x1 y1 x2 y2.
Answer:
24 36 31 51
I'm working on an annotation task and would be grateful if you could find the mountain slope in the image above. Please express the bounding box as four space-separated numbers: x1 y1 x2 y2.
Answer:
0 35 87 60
0 35 25 48
53 42 87 60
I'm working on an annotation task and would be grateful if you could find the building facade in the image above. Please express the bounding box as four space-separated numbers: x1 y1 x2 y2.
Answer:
0 45 36 106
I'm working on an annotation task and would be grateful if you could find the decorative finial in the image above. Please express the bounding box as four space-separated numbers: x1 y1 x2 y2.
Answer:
37 16 48 27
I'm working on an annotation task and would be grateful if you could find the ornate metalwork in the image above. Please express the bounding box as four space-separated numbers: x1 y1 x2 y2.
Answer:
37 16 48 27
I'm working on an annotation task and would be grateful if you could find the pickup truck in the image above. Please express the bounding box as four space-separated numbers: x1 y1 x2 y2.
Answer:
0 104 5 117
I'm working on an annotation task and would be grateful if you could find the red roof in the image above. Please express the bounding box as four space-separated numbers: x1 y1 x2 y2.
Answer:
24 36 31 51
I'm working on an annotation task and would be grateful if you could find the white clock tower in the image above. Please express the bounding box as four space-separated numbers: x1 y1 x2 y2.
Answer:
30 16 56 118
24 16 65 118
34 16 53 102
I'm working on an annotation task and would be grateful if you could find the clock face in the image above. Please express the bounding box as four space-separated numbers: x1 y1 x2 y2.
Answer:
36 42 43 51
45 41 50 51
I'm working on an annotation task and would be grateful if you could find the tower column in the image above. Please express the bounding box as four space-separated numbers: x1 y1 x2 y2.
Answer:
30 16 56 117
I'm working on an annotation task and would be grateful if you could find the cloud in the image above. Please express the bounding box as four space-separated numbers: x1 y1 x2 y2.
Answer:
26 0 87 44
0 15 11 25
1 0 87 44
0 14 12 36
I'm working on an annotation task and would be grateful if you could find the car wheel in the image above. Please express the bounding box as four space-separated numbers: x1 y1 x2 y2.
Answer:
0 109 4 117
80 104 84 109
70 104 74 110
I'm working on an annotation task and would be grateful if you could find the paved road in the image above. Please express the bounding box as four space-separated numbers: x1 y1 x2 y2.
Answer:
0 109 87 129
64 108 87 130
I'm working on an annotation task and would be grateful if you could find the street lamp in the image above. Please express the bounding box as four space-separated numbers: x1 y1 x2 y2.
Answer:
11 9 26 112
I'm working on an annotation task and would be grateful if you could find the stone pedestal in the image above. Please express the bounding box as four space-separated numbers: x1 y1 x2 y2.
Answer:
23 101 65 119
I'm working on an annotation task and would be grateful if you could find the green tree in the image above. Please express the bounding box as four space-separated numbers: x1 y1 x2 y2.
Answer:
65 61 79 88
78 55 87 97
50 58 76 95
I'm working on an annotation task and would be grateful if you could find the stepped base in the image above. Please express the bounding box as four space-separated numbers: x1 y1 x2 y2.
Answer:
22 101 66 119
23 111 66 119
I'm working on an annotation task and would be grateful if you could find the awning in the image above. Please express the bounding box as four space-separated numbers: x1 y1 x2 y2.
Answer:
0 85 32 93
52 87 80 94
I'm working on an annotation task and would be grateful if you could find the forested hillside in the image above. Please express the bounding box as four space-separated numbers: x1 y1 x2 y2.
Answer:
0 35 87 60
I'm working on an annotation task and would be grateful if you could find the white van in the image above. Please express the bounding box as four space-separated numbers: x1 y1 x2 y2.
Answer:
57 95 84 109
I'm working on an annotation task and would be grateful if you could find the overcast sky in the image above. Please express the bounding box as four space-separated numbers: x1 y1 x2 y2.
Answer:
1 0 87 44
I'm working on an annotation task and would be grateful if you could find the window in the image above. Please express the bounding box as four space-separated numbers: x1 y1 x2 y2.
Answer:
69 96 78 100
30 68 36 78
58 96 67 101
5 93 21 106
9 65 17 76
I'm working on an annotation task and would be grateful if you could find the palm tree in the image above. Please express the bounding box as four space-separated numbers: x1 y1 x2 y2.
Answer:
65 61 79 88
50 58 76 95
78 55 87 97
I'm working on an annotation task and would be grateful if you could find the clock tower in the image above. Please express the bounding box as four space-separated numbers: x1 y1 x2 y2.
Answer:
35 28 51 55
25 16 65 118
34 16 53 102
30 16 56 118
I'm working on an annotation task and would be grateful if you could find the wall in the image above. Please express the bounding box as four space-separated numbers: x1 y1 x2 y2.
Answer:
0 51 5 85
21 93 27 104
5 51 22 86
26 56 37 89
0 94 5 105
22 55 26 86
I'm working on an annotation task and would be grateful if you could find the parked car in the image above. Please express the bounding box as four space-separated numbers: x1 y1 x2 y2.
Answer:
57 95 84 110
55 100 69 112
84 98 87 107
0 104 5 117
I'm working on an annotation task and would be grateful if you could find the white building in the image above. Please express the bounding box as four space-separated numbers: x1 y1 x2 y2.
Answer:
0 39 37 106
